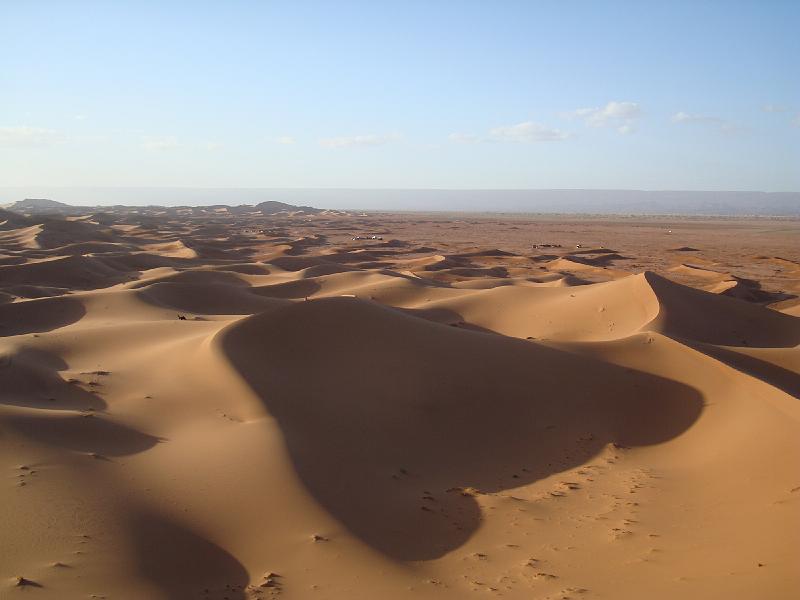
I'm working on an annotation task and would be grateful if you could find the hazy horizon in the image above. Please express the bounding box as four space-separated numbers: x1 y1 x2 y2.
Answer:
3 187 799 216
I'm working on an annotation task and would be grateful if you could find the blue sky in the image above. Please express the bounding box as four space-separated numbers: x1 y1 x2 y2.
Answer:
1 1 798 191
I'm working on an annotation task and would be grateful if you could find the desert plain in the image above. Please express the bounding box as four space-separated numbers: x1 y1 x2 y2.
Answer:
1 201 799 599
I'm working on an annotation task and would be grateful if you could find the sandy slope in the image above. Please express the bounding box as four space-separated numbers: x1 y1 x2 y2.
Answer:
1 209 799 599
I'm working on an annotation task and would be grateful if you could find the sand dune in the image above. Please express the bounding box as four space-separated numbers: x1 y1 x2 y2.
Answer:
1 207 798 599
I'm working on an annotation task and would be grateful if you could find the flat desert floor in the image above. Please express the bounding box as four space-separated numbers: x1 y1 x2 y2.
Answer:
1 206 799 599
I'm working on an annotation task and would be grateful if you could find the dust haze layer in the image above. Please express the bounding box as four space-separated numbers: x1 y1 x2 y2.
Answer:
1 201 799 599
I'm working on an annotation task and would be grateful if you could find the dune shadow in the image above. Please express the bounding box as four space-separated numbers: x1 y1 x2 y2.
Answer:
3 413 161 456
0 256 28 266
428 266 509 279
689 342 800 400
221 297 704 561
423 256 477 272
252 278 322 299
531 254 561 262
219 263 272 275
645 272 800 348
564 252 632 266
135 281 281 315
354 260 398 269
0 296 86 337
0 347 107 411
129 510 249 599
267 255 358 276
129 269 251 289
285 234 329 256
190 243 260 261
0 255 134 292
719 277 797 305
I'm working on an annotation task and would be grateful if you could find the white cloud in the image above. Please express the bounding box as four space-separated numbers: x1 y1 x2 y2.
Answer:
672 111 719 124
448 132 480 144
671 111 736 132
318 133 398 148
762 106 800 128
141 136 180 150
617 123 634 135
567 101 641 134
275 136 296 145
73 114 88 121
488 121 568 142
0 126 63 147
200 141 221 151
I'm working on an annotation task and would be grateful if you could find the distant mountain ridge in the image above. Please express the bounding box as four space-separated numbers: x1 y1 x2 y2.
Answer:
255 200 321 215
5 198 77 213
1 189 798 216
2 198 326 217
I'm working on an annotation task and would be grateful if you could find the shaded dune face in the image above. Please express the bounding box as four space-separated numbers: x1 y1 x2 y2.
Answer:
684 342 800 400
0 255 131 290
4 413 161 457
128 510 249 600
0 296 86 337
643 271 800 348
0 347 104 411
221 297 703 560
